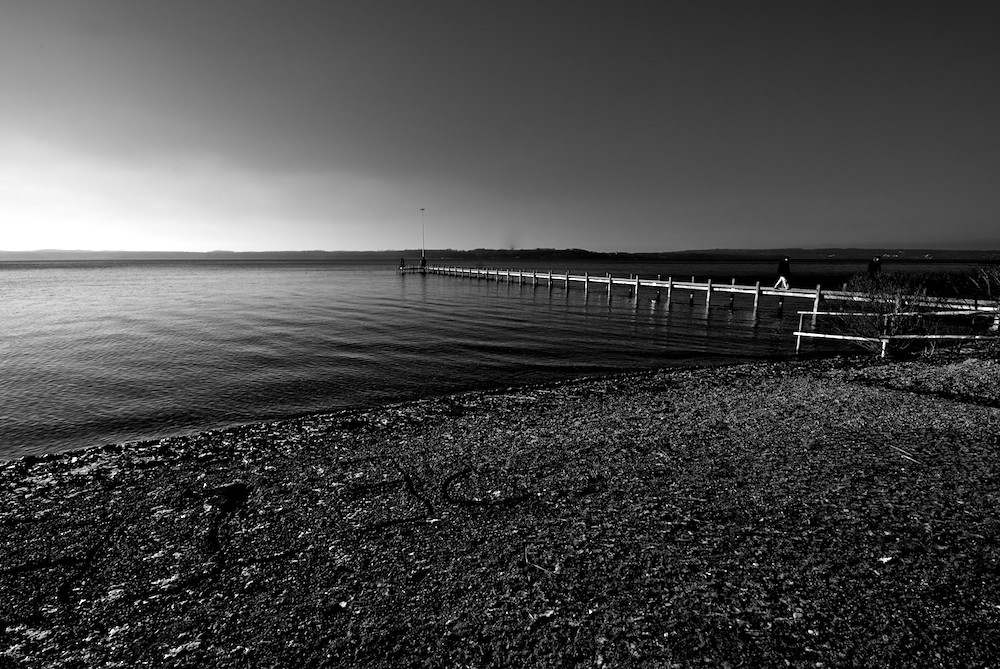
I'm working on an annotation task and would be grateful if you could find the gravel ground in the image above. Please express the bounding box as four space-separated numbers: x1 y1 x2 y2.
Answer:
3 349 999 668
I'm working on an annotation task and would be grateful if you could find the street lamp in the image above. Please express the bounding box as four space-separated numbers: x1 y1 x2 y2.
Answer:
420 208 426 263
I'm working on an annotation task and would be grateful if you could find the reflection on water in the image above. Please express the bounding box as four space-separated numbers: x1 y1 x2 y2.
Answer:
1 259 823 458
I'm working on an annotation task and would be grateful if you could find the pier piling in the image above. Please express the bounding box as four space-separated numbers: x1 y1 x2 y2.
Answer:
411 264 991 316
408 264 1000 355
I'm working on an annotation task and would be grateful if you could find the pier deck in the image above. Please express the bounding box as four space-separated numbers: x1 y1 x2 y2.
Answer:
401 265 1000 355
406 265 997 313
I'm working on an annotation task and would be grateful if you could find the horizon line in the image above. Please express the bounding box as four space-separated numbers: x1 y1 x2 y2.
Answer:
3 245 1000 255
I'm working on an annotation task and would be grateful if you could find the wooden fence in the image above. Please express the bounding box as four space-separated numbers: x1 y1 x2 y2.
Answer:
794 310 1000 357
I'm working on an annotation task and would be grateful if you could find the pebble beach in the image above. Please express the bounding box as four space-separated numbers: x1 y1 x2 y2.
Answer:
3 349 1000 668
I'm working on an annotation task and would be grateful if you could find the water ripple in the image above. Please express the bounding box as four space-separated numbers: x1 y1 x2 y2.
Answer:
0 260 807 458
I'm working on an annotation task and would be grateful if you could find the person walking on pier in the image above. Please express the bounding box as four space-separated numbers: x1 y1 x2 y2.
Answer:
774 257 791 290
867 255 882 281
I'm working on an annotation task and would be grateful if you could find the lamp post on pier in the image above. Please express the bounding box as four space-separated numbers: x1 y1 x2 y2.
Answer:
420 208 426 268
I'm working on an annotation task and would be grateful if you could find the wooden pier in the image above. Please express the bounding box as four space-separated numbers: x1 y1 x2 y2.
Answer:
403 265 997 312
402 265 1000 353
405 265 824 311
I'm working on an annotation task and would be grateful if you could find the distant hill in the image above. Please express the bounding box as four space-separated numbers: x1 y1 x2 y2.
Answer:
0 250 407 262
431 248 1000 262
2 248 998 263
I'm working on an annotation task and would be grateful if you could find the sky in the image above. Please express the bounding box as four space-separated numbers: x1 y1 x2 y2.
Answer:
1 1 999 253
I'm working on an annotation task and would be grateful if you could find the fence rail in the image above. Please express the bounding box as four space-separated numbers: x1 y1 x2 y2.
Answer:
794 310 1000 357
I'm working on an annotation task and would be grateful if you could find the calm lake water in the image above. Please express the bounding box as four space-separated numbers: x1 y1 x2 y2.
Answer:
0 258 873 459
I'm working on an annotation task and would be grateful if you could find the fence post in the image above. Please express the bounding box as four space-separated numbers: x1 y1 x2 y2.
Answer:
812 284 822 327
796 312 804 354
705 278 713 309
666 277 673 309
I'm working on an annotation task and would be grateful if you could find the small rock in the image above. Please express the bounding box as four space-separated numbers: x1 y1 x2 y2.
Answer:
207 482 253 513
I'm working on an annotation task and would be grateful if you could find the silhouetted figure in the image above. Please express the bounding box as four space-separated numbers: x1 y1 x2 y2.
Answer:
399 257 406 270
867 256 882 280
420 256 427 269
774 257 791 290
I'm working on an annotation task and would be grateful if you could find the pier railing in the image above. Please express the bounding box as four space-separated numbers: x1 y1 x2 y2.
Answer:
408 265 828 312
402 265 1000 354
406 265 997 310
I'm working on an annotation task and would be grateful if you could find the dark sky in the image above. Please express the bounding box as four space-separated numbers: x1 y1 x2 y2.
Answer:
2 1 998 252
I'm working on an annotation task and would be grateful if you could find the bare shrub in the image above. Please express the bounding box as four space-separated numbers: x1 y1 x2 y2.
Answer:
969 262 1000 356
970 261 1000 309
825 273 944 356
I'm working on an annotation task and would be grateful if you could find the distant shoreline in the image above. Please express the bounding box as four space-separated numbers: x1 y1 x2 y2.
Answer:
2 247 998 263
